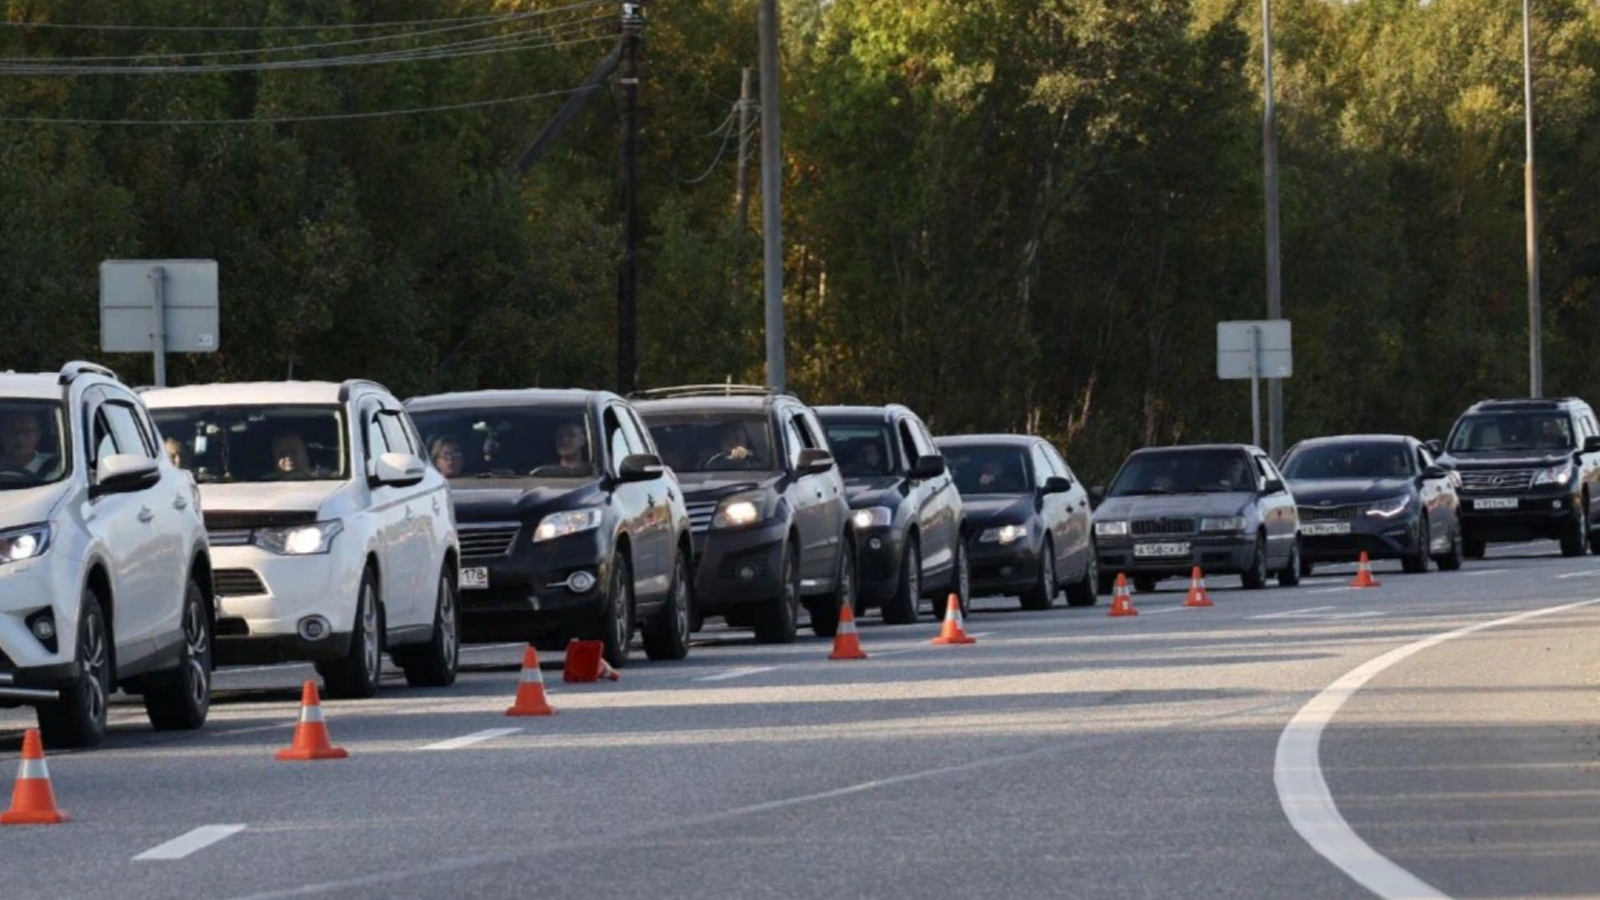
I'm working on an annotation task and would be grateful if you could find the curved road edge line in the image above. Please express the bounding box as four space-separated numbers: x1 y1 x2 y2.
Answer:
1274 597 1600 900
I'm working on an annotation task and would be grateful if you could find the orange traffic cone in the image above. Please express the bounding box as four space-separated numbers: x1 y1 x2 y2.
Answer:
1108 573 1140 617
1183 567 1214 608
828 600 868 660
276 681 349 761
506 645 556 716
0 729 67 825
932 593 977 645
1350 552 1381 589
563 639 620 683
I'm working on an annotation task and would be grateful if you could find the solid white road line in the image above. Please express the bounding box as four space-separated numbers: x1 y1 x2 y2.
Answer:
1137 607 1188 616
1312 586 1355 594
421 728 522 751
695 667 777 682
1462 568 1509 577
1274 596 1600 900
1555 569 1600 580
134 825 248 861
1250 606 1335 620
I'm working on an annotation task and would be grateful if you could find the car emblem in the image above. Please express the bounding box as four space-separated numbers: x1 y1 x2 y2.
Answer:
1490 475 1506 485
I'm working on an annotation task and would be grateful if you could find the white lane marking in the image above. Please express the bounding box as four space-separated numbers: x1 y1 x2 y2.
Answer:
1275 596 1600 900
420 728 522 751
1463 569 1509 577
223 663 313 675
695 667 776 682
1252 606 1335 620
134 825 248 861
1556 569 1600 580
1312 586 1355 594
1137 607 1188 616
966 631 998 639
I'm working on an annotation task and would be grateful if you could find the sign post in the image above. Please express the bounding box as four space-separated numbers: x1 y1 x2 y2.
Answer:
1218 320 1292 451
100 260 219 386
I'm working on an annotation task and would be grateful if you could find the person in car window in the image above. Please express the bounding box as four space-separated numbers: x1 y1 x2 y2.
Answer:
708 422 756 467
430 436 464 477
555 422 589 469
1 410 55 476
977 458 1010 489
858 443 886 474
272 431 311 476
164 436 190 469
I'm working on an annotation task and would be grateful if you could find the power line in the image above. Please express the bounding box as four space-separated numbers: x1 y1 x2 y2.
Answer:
0 10 534 33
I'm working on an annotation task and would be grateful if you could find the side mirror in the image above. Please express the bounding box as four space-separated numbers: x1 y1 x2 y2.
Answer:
1420 465 1449 481
797 448 835 476
373 451 426 488
909 454 945 480
1263 478 1286 495
1042 475 1072 495
1583 436 1600 454
618 453 666 483
91 454 160 498
1425 439 1444 455
1090 486 1106 502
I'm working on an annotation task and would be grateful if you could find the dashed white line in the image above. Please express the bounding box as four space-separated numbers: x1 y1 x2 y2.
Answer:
1251 606 1335 620
1463 568 1509 577
421 728 522 751
1312 586 1355 594
695 667 776 682
1137 607 1189 616
1556 569 1600 580
134 824 248 861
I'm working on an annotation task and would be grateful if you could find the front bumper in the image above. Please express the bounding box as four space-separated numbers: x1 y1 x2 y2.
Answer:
853 526 909 605
0 548 80 701
210 545 365 664
969 538 1043 595
690 519 789 613
1458 488 1579 543
1095 534 1256 580
456 528 611 642
1300 515 1422 563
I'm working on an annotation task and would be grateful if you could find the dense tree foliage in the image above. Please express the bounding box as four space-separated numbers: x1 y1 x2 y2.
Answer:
3 0 1598 480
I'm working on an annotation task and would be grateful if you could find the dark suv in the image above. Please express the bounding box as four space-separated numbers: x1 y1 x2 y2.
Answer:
1437 398 1600 558
405 390 694 668
634 386 855 642
816 405 968 624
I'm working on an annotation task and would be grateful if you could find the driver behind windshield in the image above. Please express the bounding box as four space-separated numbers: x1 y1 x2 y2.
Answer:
271 431 312 476
1 409 56 477
707 421 761 468
553 421 590 471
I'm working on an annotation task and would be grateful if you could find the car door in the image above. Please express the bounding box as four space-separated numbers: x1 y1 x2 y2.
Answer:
83 389 167 657
785 409 836 589
913 416 962 578
377 403 437 628
606 403 665 601
626 403 679 598
1415 441 1455 545
120 389 193 651
1044 443 1092 579
1030 443 1071 578
400 406 455 588
1254 453 1294 561
895 415 945 578
1578 413 1600 527
361 400 418 629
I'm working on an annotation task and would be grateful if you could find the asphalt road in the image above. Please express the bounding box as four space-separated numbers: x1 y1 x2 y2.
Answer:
2 542 1597 900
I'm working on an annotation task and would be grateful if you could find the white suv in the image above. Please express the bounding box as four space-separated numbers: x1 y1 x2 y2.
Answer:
144 380 460 698
0 362 214 748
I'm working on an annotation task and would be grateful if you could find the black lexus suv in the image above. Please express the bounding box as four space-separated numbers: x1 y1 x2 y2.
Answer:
405 390 694 668
1436 398 1600 558
816 405 968 624
634 386 856 642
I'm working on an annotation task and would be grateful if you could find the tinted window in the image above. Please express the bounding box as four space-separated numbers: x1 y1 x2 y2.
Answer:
1448 412 1573 452
824 422 896 477
0 400 69 487
1108 449 1255 496
152 405 349 484
104 402 154 461
944 446 1031 495
1030 445 1054 488
409 406 595 479
378 411 415 457
604 408 633 468
635 410 775 474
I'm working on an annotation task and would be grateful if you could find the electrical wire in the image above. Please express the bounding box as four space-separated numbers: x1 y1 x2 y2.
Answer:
0 10 539 33
680 104 758 185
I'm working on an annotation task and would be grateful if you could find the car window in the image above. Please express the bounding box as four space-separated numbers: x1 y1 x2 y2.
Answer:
365 408 390 462
897 420 920 467
1030 444 1054 488
604 407 633 468
1282 441 1415 479
409 405 595 479
0 399 70 487
104 402 156 461
634 409 775 474
795 411 825 451
912 419 939 459
622 407 655 455
1448 412 1573 452
782 417 806 469
822 421 896 476
1042 443 1073 483
91 410 116 467
1108 449 1255 496
378 411 414 458
945 446 1031 494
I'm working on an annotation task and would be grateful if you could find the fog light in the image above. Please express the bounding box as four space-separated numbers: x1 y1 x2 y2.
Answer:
567 571 597 593
1000 566 1014 577
30 615 55 642
737 565 757 581
868 537 884 551
1553 500 1562 509
298 615 331 641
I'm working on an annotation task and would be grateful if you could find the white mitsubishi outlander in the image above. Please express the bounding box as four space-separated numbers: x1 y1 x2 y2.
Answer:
144 380 460 698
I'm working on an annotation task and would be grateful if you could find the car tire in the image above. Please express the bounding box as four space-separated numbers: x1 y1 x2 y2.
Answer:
1277 539 1302 587
643 549 693 661
1463 535 1487 559
1402 516 1432 574
1241 535 1268 591
753 543 800 644
1065 550 1098 607
597 553 635 669
881 539 922 626
1299 558 1315 578
1560 498 1589 558
812 538 856 638
1434 523 1465 571
1133 574 1158 594
317 570 383 700
37 590 111 750
144 577 213 731
1020 539 1057 610
948 535 971 614
396 567 460 688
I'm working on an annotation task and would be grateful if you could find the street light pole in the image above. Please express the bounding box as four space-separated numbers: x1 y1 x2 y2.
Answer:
1262 0 1284 458
1523 0 1543 398
758 0 785 391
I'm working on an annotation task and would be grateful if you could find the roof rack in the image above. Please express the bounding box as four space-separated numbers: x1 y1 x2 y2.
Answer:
629 384 794 401
337 379 392 402
57 361 117 386
1474 398 1572 410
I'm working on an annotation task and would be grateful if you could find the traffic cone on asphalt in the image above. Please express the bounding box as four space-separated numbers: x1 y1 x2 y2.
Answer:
932 593 977 645
1183 567 1214 608
1350 552 1382 589
276 681 348 761
1108 573 1140 617
0 729 67 825
506 645 556 716
562 639 622 683
828 600 869 660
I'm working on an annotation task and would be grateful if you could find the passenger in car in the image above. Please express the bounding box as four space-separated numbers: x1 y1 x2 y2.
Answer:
271 431 311 475
555 422 589 469
430 436 465 477
0 409 55 476
858 442 886 475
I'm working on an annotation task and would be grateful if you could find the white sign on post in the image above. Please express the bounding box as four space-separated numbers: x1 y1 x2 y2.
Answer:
1217 320 1292 449
100 260 219 387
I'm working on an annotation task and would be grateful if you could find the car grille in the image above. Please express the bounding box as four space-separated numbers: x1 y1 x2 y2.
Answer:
1458 469 1538 492
459 524 521 561
686 500 718 534
208 528 253 547
214 569 268 597
1131 517 1197 537
1298 505 1362 521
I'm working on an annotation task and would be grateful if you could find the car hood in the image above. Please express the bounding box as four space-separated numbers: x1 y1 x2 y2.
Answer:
1094 492 1257 520
673 471 779 502
0 482 69 527
199 481 345 516
961 494 1035 525
1440 450 1572 470
843 476 905 509
447 479 598 523
1287 478 1415 505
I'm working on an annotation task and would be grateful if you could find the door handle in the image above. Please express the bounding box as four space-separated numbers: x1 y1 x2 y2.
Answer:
432 497 441 515
815 490 824 499
138 507 155 524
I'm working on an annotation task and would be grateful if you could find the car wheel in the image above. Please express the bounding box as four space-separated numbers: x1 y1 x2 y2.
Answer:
1299 557 1315 578
1020 539 1057 610
1241 535 1268 590
144 577 213 731
317 570 382 700
1065 550 1098 607
810 540 855 638
949 536 971 613
1560 497 1588 558
1403 516 1431 574
643 549 693 661
753 542 800 644
597 553 635 669
882 539 922 625
1277 539 1302 587
1463 534 1486 559
396 567 461 687
38 590 111 750
1434 523 1465 572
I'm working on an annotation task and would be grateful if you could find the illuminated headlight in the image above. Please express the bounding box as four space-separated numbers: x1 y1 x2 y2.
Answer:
1365 496 1413 519
980 524 1027 545
0 524 51 566
534 509 604 542
1200 516 1247 533
713 498 764 529
1094 521 1129 538
852 507 893 529
255 520 344 555
1532 465 1574 487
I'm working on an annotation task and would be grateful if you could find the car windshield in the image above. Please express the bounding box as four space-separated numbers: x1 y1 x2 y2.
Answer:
1448 412 1573 453
1282 442 1415 479
0 400 69 490
409 407 596 479
823 422 898 477
945 446 1030 494
150 406 348 484
639 411 776 473
1109 449 1256 496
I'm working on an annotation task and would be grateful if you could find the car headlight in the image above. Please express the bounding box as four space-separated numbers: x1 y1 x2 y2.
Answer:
980 524 1027 545
1094 520 1129 537
1365 496 1413 519
533 509 604 542
1200 516 1247 533
1532 465 1574 487
255 520 344 556
851 507 893 529
713 497 765 529
0 523 51 566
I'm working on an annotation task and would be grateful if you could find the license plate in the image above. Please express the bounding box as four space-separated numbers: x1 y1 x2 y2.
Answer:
459 567 489 590
1474 498 1519 510
1134 542 1191 558
1302 522 1352 536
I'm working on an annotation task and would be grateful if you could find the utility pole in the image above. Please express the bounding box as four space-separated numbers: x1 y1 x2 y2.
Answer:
732 67 754 306
617 2 644 395
758 0 785 390
1261 0 1284 458
1524 0 1543 398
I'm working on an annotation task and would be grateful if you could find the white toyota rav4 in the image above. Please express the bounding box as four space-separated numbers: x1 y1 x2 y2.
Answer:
144 380 460 698
0 363 214 748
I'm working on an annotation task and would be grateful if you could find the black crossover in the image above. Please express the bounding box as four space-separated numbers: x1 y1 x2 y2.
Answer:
405 390 694 668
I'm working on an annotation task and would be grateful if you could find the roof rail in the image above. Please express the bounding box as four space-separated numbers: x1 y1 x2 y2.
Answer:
629 384 794 401
337 378 391 402
57 361 117 386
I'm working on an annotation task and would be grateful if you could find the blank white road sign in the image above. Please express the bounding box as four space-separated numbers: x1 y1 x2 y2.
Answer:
1217 320 1291 380
100 260 219 354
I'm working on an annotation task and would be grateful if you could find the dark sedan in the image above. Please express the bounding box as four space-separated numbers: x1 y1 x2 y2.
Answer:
1281 435 1462 574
